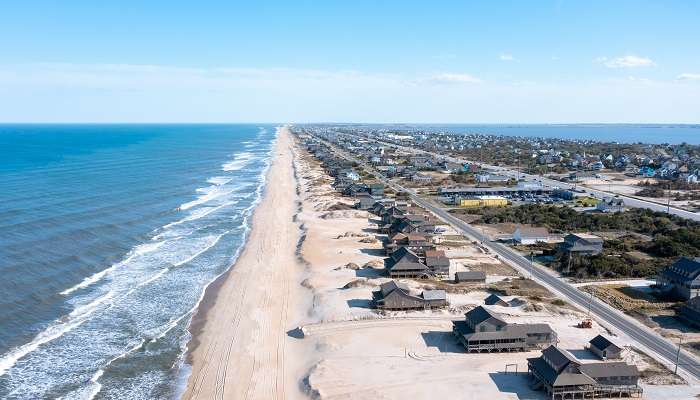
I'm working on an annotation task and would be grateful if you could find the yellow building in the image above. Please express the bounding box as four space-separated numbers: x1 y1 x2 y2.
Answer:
459 195 508 208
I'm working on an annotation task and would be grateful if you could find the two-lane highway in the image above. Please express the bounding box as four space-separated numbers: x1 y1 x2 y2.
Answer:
315 132 700 381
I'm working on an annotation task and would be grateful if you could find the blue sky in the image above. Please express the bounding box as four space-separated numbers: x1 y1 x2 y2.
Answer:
0 1 699 122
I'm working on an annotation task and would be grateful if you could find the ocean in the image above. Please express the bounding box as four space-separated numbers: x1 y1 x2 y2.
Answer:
0 124 277 399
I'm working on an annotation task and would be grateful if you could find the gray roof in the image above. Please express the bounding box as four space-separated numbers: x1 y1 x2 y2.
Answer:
389 247 420 263
456 271 486 281
379 280 410 297
426 255 450 268
542 346 580 371
465 306 506 326
516 227 550 238
422 289 446 301
484 293 507 305
579 362 639 379
553 373 597 387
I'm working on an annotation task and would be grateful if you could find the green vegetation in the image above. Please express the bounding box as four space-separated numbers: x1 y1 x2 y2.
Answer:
575 196 599 206
471 204 700 278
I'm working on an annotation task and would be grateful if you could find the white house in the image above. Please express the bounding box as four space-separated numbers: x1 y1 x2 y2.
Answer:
513 227 550 245
596 197 625 213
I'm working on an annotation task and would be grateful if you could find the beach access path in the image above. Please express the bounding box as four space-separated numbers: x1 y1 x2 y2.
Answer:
182 126 310 400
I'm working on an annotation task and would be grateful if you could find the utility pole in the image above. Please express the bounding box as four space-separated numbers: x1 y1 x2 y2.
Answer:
667 182 672 214
587 290 593 318
529 252 534 279
675 337 683 374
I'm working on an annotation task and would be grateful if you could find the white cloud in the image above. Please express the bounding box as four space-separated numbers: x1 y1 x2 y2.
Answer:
595 55 655 68
677 73 700 81
499 53 515 61
423 73 482 85
0 63 698 123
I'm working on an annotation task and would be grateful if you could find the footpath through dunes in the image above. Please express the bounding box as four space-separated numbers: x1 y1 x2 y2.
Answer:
182 127 310 400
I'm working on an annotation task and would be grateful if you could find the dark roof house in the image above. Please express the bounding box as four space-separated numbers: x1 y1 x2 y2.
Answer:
527 346 641 399
657 257 700 300
559 233 604 256
385 248 429 278
452 306 556 352
373 280 447 310
588 335 623 360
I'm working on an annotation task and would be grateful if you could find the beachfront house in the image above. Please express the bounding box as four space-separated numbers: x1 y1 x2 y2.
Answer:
527 346 642 399
355 193 377 210
657 257 700 300
452 306 556 352
373 280 447 310
384 247 430 278
558 233 604 256
513 227 550 245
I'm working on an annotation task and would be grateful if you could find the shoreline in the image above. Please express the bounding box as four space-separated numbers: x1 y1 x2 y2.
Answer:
180 126 311 400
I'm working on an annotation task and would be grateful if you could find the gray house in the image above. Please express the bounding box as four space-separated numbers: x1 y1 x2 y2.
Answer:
559 233 604 256
373 281 447 310
355 193 377 210
384 247 429 278
528 346 642 399
588 335 623 360
425 250 450 276
657 257 700 300
452 306 556 352
455 271 486 284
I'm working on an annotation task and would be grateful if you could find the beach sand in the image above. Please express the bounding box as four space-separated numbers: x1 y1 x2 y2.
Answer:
181 126 311 400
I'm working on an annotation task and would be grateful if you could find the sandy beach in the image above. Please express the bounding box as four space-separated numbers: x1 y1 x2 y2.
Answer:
182 126 310 400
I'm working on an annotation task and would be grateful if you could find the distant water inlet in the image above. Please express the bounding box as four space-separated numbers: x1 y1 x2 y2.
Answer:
0 124 276 399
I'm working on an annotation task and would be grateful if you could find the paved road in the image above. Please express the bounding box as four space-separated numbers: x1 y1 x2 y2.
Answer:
376 138 700 222
316 134 700 381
